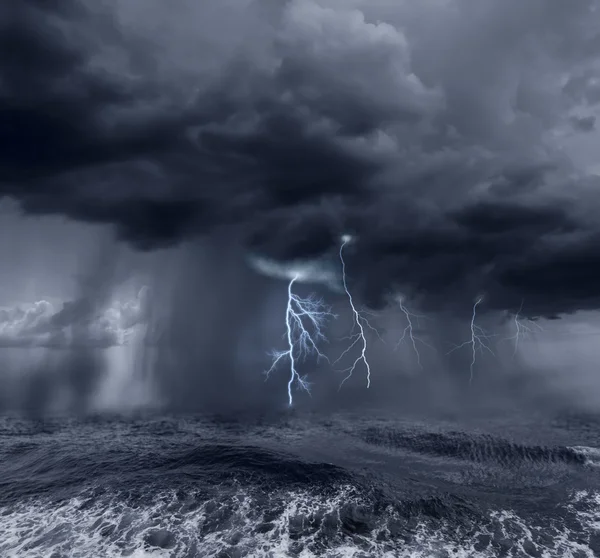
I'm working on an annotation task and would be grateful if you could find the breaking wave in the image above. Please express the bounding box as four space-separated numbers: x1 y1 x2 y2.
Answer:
570 446 600 468
3 414 600 556
3 484 600 557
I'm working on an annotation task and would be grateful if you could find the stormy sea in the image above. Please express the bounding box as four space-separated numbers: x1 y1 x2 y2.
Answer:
2 408 600 557
5 0 600 555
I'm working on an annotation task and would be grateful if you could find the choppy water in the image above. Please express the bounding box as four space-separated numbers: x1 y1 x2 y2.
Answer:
2 411 600 557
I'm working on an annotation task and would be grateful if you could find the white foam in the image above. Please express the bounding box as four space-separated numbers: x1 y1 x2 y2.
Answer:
2 485 600 557
570 445 600 467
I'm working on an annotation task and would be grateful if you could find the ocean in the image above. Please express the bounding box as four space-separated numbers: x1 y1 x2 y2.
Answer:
1 410 600 557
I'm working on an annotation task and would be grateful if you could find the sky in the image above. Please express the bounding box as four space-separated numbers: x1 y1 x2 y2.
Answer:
2 0 600 414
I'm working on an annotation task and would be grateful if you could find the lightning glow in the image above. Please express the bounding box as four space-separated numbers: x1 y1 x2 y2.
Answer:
265 275 334 406
395 296 433 368
506 300 544 356
447 297 495 383
336 235 379 389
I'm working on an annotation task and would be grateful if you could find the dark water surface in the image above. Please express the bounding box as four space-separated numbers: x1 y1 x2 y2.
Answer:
1 410 600 557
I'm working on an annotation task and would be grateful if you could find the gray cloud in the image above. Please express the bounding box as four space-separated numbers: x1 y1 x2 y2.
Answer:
570 114 596 132
0 287 149 349
564 71 600 106
3 0 600 319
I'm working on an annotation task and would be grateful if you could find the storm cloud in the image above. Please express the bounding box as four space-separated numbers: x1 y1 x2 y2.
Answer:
3 0 600 318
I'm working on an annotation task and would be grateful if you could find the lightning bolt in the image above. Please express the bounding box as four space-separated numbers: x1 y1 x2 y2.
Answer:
395 296 434 368
336 235 380 389
265 275 334 406
506 300 543 356
447 297 495 383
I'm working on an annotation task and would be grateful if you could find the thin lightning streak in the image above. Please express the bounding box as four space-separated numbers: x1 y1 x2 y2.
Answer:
337 235 378 389
395 297 434 368
265 275 334 406
506 300 544 356
361 309 386 343
447 297 495 384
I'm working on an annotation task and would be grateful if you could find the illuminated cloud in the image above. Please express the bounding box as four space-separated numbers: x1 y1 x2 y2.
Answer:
0 287 149 349
247 254 341 291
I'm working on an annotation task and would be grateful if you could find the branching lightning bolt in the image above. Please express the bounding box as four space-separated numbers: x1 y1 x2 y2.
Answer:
265 275 334 406
506 300 544 356
336 235 380 389
447 297 496 383
395 296 434 368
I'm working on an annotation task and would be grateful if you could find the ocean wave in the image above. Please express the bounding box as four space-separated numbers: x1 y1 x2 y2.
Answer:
163 444 352 486
360 427 587 468
2 484 599 557
569 446 600 468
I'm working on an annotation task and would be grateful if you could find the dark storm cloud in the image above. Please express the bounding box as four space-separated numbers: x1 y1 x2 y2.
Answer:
1 1 210 248
3 0 600 318
349 194 599 317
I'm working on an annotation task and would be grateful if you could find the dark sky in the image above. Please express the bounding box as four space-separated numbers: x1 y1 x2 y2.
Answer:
3 0 600 316
2 0 600 413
